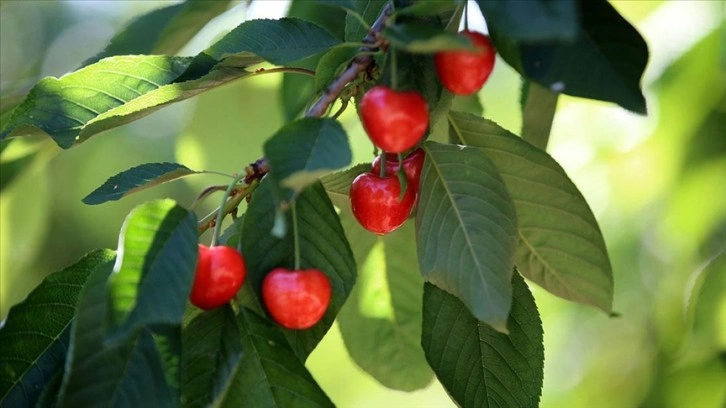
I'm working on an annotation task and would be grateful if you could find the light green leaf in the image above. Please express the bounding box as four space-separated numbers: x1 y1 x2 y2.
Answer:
214 308 333 407
0 250 115 407
84 0 232 66
384 23 475 53
107 199 199 341
203 18 342 65
181 306 242 408
0 56 193 148
83 162 199 205
240 180 356 360
422 272 544 407
264 118 351 207
57 263 175 408
416 141 518 332
448 111 613 313
337 217 434 391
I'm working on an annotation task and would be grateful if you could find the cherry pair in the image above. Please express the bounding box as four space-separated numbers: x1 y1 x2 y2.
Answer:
190 245 331 330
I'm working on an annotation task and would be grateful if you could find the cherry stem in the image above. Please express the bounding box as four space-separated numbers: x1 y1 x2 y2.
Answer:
210 170 248 247
390 48 399 90
380 154 387 177
252 66 316 78
291 200 301 270
464 0 469 31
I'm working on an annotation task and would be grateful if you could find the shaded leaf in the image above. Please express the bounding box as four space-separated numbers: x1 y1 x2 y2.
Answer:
203 18 341 66
448 111 613 313
107 199 198 342
520 80 559 150
264 118 351 207
320 163 368 209
314 45 359 95
476 0 578 42
337 218 433 391
214 308 333 407
0 250 115 407
345 0 387 42
57 263 175 408
83 0 231 66
422 273 544 407
492 0 648 113
416 141 518 331
181 306 242 408
240 180 356 360
384 22 475 53
394 0 458 18
83 162 199 205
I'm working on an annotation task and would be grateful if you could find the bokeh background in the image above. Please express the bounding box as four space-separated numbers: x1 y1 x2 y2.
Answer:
1 1 724 407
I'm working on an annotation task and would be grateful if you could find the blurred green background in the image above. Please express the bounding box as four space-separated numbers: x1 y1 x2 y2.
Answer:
1 1 724 407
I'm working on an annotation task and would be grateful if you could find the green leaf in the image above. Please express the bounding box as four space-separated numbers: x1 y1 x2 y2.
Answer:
0 145 40 193
492 0 648 113
203 18 342 66
384 23 475 53
416 141 518 332
264 118 352 207
394 0 459 18
316 0 357 12
345 0 387 42
240 180 357 360
421 272 544 407
83 162 199 205
35 369 63 408
476 0 578 42
520 80 559 150
214 308 333 407
0 250 115 406
314 44 359 95
181 306 242 408
320 163 368 209
107 199 198 342
57 263 175 407
448 111 614 313
337 218 434 391
83 0 231 66
0 55 192 148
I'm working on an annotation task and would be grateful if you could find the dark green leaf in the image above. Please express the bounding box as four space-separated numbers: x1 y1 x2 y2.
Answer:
320 163 368 209
422 272 544 407
0 250 115 407
203 18 341 66
448 111 613 313
314 45 359 95
397 54 452 128
416 141 518 331
181 306 242 408
57 264 175 408
153 326 182 401
337 218 433 391
394 0 459 18
34 369 63 408
0 56 193 148
240 180 357 360
264 118 352 207
214 308 333 407
83 1 231 66
107 199 198 342
520 80 559 150
476 0 578 42
384 23 475 53
316 0 357 12
83 162 199 205
492 0 648 113
345 0 387 42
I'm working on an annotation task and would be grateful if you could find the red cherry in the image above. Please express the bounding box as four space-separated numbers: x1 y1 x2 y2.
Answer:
371 148 426 191
349 172 416 235
359 86 429 153
435 30 496 95
262 268 332 330
190 244 246 310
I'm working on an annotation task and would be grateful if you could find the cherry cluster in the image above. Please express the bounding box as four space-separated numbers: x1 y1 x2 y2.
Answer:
184 31 496 330
351 30 496 235
190 245 331 330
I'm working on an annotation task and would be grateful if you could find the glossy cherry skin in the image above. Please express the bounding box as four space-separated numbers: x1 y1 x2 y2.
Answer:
190 244 246 310
371 148 425 191
349 172 416 235
262 268 332 330
359 86 429 153
435 30 496 95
